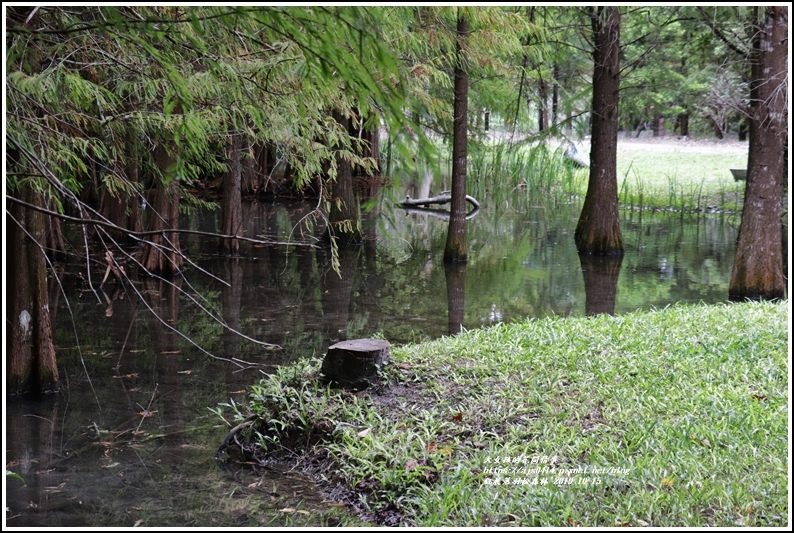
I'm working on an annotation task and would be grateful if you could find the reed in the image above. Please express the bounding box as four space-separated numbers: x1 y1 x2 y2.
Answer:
468 139 588 211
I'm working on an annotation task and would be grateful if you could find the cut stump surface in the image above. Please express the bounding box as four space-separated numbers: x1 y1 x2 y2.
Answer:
321 338 391 389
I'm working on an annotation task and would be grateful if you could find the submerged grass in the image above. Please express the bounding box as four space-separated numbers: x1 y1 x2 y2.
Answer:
218 301 788 527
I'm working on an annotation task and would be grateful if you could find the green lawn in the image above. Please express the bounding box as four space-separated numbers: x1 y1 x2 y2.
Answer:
217 300 788 527
615 140 748 212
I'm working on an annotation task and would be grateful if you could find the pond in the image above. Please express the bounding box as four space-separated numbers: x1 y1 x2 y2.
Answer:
5 183 741 527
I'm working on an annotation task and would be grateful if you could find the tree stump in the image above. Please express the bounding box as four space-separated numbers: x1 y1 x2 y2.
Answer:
321 339 390 389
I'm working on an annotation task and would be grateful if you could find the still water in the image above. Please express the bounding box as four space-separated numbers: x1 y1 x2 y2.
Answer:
5 187 740 527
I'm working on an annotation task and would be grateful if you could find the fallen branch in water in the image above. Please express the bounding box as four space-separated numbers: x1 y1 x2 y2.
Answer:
400 206 480 221
399 192 480 220
400 192 480 210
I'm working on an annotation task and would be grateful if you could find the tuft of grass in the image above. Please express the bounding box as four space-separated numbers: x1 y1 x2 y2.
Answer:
468 139 587 211
219 301 788 527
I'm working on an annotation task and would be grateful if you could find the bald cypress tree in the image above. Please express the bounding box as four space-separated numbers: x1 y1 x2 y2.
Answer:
575 6 624 256
444 13 470 264
729 6 787 301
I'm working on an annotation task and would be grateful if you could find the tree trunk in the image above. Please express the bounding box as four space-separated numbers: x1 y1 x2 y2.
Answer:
737 118 748 142
729 6 787 301
100 188 127 234
552 64 560 127
327 110 362 247
537 73 549 132
652 110 665 137
366 125 380 174
676 113 689 137
445 263 466 334
575 6 623 256
220 134 243 255
243 142 272 195
709 116 726 139
349 109 381 177
7 186 59 395
141 145 183 276
125 140 145 236
98 144 143 245
44 197 66 261
633 119 646 138
444 14 469 264
321 339 391 389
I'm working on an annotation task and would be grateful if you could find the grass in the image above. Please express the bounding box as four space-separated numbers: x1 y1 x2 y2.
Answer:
216 300 788 527
385 132 749 214
615 140 748 213
468 139 584 210
466 136 748 214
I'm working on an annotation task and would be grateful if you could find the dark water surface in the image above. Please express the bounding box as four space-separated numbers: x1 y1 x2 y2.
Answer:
5 189 740 527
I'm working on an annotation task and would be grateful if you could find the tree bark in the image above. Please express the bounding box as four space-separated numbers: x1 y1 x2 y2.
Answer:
537 73 549 132
445 263 466 334
444 13 469 264
327 110 362 247
575 6 624 256
676 113 689 137
7 186 59 395
99 134 141 239
220 133 243 255
141 145 183 276
366 125 380 174
349 109 381 177
321 339 391 389
729 6 787 300
737 118 748 142
124 138 145 236
98 145 143 245
652 110 665 137
44 197 66 261
552 63 560 127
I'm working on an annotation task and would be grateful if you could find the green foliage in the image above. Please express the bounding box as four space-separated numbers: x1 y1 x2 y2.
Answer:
230 358 343 456
387 7 536 143
6 470 25 483
6 6 750 241
6 6 410 218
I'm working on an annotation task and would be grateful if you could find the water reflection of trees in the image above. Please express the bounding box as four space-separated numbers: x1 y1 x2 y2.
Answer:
49 199 740 370
579 254 623 315
619 211 738 309
444 263 466 335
